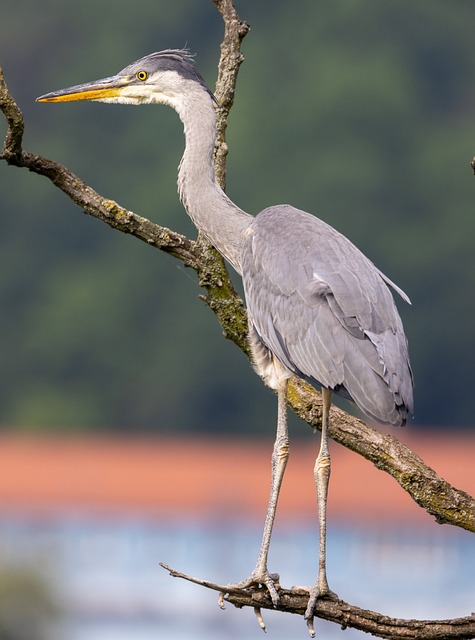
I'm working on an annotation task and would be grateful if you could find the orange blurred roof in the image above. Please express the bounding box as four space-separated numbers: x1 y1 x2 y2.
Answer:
0 431 473 525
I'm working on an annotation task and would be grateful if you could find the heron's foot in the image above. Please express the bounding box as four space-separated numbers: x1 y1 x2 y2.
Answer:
220 569 281 607
303 582 339 638
217 569 281 633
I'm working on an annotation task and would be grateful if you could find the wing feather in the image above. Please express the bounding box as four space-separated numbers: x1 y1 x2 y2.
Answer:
241 205 413 426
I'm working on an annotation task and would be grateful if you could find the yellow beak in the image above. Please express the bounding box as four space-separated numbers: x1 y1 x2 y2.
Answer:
37 75 127 103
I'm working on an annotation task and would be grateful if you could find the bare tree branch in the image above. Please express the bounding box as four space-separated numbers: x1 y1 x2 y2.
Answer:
0 72 198 266
212 0 250 189
0 66 249 353
1 1 474 636
289 377 475 534
160 563 475 640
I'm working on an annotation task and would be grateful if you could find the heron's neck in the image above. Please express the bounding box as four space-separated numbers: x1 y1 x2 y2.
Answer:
175 92 252 274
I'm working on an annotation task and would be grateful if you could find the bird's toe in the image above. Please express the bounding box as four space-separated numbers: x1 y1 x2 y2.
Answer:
304 583 339 636
223 569 281 606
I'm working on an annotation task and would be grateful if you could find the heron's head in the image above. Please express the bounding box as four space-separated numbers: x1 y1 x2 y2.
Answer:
37 49 214 108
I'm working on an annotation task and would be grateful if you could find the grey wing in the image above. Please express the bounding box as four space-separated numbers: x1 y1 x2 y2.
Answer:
241 205 413 427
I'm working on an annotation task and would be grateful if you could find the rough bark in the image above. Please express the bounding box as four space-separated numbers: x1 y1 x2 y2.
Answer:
161 564 475 640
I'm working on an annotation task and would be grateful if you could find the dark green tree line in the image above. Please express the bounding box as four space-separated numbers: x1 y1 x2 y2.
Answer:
1 0 474 433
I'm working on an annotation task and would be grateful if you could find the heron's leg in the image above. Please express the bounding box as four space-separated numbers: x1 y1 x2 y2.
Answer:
224 379 289 605
305 387 337 632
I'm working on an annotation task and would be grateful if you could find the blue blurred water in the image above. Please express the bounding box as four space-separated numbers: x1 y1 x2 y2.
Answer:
0 512 473 639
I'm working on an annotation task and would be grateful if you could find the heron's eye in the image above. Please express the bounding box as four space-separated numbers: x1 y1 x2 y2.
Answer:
136 70 148 81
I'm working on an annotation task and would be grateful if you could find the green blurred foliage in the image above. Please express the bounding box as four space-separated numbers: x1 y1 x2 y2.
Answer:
0 560 59 640
0 0 474 432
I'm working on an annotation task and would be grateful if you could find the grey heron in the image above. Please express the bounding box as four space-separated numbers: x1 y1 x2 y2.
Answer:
37 49 413 633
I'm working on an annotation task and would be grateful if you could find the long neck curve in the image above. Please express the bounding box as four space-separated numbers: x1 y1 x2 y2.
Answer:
174 84 252 275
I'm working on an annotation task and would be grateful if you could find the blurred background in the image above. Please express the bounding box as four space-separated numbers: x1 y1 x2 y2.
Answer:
0 432 473 640
0 0 474 638
1 0 475 432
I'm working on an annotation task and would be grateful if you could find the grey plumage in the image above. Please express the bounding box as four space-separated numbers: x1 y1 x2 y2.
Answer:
242 205 413 426
122 50 215 98
37 49 414 632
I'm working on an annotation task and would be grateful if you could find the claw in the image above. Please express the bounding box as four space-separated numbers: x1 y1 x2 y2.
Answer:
306 616 315 638
254 607 267 632
304 584 339 633
218 591 226 609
